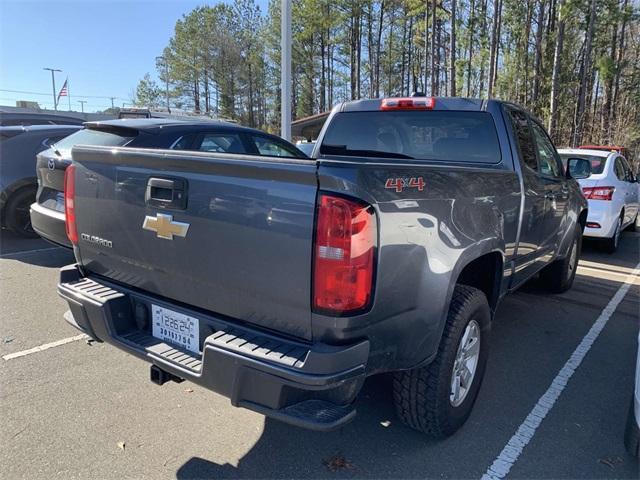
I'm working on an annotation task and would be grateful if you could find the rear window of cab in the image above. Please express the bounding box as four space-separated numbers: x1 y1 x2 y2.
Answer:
320 111 501 163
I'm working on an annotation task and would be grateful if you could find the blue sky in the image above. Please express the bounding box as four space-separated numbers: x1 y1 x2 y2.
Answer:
0 0 268 112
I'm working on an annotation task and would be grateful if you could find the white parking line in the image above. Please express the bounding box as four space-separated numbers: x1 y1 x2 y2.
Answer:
2 334 88 361
0 246 62 258
482 261 640 480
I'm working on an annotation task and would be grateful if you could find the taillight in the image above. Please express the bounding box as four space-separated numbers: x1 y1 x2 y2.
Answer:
582 186 615 201
381 97 435 111
313 194 376 315
64 164 78 245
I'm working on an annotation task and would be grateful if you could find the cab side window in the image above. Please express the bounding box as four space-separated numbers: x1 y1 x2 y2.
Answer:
531 121 562 178
506 108 538 172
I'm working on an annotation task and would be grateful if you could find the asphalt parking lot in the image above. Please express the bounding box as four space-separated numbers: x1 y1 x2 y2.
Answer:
1 230 638 479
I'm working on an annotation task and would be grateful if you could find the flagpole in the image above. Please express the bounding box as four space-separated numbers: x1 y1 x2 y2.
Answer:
68 78 71 111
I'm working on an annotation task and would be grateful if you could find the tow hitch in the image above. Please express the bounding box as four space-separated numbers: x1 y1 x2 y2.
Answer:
150 365 184 385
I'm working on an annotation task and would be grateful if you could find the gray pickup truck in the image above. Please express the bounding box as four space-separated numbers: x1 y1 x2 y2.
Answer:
58 97 588 438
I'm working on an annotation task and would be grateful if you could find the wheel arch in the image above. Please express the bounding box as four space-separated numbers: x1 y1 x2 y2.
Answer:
454 250 504 315
0 177 37 226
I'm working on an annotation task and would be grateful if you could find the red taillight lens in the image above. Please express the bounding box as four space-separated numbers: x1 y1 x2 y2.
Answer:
64 164 78 245
381 97 435 111
313 194 376 315
582 186 615 201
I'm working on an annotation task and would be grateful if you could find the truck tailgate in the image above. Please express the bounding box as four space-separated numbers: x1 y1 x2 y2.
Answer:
70 146 318 340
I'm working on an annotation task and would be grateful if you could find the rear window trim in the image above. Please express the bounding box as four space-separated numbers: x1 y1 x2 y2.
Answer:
319 110 503 165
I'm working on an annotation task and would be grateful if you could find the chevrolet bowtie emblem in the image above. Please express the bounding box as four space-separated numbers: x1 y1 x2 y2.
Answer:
142 213 190 240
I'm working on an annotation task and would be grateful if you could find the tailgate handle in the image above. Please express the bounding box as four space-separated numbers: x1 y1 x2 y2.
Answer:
145 177 188 210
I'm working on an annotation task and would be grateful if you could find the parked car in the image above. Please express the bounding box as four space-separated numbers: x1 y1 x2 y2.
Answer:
0 124 81 237
559 148 639 253
0 111 85 127
31 118 307 247
625 332 640 457
57 97 587 437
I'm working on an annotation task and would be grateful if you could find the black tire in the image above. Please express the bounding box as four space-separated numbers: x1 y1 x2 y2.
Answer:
624 395 640 458
393 285 491 438
539 227 581 293
4 186 39 238
602 216 622 254
626 214 638 232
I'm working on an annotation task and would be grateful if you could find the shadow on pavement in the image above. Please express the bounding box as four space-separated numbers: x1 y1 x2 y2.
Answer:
0 230 73 267
176 375 435 479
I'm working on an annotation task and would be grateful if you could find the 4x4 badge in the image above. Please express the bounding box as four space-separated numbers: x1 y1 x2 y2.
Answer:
142 213 189 240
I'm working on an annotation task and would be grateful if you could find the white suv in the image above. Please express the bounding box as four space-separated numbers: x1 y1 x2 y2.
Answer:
558 148 639 253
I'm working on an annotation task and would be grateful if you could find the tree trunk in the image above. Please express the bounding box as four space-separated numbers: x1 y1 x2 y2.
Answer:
430 0 437 94
450 0 457 96
548 0 565 139
424 4 429 93
611 0 629 136
477 0 488 97
488 0 499 98
531 0 546 112
407 16 413 95
572 0 596 147
375 0 385 97
466 0 476 97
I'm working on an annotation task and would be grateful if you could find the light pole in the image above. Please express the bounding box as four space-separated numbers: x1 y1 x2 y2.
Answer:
43 67 62 111
156 55 170 113
78 100 87 113
109 97 116 109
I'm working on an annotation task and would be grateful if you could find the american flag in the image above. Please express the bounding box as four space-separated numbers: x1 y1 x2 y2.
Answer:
57 79 68 102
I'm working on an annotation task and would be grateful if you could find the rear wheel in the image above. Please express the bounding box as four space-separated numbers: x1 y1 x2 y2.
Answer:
540 227 581 293
4 186 39 238
393 285 490 438
602 216 622 253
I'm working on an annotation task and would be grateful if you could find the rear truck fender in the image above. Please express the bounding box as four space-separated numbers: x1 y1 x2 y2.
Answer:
557 198 588 260
407 241 505 372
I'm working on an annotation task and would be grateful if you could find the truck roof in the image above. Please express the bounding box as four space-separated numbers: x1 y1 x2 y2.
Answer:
339 97 488 112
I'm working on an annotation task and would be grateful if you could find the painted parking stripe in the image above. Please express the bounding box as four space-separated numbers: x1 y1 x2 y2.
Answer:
482 260 640 480
0 246 62 258
2 334 88 361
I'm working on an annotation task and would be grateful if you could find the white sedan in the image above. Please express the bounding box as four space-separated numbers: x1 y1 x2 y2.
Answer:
559 148 639 253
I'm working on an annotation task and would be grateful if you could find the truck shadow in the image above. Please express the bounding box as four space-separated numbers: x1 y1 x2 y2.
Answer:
176 375 437 479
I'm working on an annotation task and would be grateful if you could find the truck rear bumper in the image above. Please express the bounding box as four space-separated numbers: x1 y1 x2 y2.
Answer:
57 264 369 431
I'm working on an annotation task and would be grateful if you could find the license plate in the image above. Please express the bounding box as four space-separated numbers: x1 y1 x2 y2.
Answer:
151 305 200 354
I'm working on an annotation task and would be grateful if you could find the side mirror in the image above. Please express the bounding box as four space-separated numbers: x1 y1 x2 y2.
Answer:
567 158 592 180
